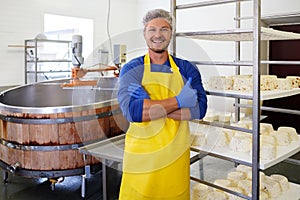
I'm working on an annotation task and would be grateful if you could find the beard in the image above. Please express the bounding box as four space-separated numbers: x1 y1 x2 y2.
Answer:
144 33 172 54
147 40 170 54
150 48 166 54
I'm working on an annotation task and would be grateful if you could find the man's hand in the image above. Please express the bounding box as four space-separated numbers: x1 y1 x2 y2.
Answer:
175 77 197 108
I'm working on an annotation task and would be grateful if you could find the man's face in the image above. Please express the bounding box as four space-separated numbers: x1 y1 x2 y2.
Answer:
144 18 172 53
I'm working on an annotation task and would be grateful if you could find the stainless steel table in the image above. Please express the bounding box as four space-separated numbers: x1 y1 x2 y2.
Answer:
79 134 125 200
79 134 202 200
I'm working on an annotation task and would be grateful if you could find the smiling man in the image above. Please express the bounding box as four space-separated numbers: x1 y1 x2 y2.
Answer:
144 18 171 53
117 9 207 200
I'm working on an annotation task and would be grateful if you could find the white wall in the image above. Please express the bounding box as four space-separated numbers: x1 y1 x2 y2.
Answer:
0 0 138 86
262 0 300 16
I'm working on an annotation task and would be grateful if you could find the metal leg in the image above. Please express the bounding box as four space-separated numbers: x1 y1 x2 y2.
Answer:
3 170 8 183
102 159 107 200
199 158 204 180
81 165 91 198
81 174 86 198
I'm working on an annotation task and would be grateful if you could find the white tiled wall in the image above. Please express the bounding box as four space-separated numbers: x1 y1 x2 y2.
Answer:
0 0 138 86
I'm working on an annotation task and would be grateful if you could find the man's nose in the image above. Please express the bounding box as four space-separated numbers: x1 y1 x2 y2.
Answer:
153 30 163 36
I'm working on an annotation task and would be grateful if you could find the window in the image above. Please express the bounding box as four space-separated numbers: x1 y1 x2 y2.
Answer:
25 14 95 83
44 13 94 59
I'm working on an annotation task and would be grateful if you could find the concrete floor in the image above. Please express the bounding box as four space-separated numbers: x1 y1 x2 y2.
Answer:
0 165 123 200
1 155 299 200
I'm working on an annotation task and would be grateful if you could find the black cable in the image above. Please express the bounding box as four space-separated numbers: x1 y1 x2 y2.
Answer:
106 0 114 64
42 73 49 80
72 47 81 66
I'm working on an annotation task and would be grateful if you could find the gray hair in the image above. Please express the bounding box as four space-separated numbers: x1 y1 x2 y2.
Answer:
143 9 175 30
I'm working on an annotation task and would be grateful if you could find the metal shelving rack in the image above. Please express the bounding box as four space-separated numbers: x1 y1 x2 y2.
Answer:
24 38 72 84
171 0 300 199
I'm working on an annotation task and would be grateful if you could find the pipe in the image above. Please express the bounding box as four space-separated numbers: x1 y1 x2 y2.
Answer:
7 161 21 173
49 177 65 191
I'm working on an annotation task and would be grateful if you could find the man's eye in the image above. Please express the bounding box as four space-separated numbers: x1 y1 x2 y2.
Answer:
148 29 156 32
161 28 170 32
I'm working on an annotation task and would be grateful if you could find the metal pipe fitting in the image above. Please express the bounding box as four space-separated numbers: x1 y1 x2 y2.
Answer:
7 161 21 173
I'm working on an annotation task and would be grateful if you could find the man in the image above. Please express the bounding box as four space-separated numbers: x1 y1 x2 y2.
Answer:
117 9 207 200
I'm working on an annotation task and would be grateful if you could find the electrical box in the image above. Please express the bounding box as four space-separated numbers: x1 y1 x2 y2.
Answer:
113 44 126 65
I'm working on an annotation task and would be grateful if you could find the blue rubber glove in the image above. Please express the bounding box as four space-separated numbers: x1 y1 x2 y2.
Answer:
128 83 150 99
175 77 198 108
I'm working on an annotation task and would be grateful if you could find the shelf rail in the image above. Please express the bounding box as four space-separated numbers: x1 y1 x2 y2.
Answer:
176 0 251 10
192 60 300 66
235 103 300 115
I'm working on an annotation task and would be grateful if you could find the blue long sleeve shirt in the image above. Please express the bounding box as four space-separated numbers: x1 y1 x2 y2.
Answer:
117 55 207 122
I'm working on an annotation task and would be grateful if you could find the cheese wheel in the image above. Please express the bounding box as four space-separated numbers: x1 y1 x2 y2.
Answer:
237 179 252 195
260 135 276 146
234 131 251 138
192 182 211 199
276 78 293 90
229 135 251 153
259 190 269 200
270 174 289 192
270 131 291 146
191 132 206 147
260 123 274 134
260 143 276 160
207 191 228 200
206 130 229 147
204 113 219 122
227 171 246 186
260 75 277 91
277 126 298 141
261 176 282 198
236 164 251 175
286 76 300 88
232 75 253 91
208 76 233 90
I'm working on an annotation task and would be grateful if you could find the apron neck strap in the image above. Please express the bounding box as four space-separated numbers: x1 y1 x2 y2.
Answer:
144 53 179 73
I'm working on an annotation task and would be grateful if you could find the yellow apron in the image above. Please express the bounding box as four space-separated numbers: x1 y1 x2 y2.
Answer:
119 53 191 200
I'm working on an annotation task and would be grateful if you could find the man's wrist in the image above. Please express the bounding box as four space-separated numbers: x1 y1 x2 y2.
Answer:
175 96 181 108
